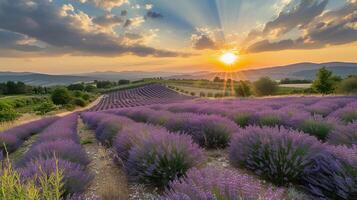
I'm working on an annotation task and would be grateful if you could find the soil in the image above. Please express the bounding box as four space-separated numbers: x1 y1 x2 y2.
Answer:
78 119 129 200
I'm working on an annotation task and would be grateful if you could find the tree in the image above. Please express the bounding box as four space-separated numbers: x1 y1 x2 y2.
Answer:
118 79 130 85
51 87 72 105
253 77 278 96
312 67 340 94
235 81 252 97
67 83 85 91
34 102 56 115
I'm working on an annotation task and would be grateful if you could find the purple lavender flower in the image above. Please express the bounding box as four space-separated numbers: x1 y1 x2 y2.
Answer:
229 126 323 186
125 130 205 187
328 121 357 147
159 167 285 200
18 139 89 167
20 158 92 194
302 145 357 199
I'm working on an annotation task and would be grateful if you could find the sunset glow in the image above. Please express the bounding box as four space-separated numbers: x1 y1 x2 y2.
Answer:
220 52 238 65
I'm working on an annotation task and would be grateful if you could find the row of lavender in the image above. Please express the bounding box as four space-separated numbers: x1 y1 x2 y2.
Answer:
0 117 58 155
89 84 191 111
81 112 285 199
105 99 356 199
147 96 357 146
14 114 92 198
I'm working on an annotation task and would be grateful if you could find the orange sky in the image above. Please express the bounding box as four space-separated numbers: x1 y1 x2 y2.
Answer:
1 43 356 74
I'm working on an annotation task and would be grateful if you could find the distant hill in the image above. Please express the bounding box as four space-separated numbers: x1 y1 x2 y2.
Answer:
1 62 356 86
77 71 183 80
0 72 94 86
169 62 357 81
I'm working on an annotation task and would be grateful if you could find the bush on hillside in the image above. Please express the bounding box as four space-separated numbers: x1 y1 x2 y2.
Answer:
235 81 252 97
336 76 357 94
51 88 72 105
253 77 278 96
0 102 19 122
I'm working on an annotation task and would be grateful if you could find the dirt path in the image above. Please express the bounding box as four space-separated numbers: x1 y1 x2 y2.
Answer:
78 119 129 200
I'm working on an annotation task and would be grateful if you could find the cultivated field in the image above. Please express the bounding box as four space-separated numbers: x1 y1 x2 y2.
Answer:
1 84 356 200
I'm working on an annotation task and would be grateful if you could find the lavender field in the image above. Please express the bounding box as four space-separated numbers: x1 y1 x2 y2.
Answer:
1 85 356 200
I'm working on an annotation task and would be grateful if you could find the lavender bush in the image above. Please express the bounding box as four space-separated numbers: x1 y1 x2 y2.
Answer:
125 131 205 187
298 116 337 140
328 121 357 147
114 123 163 162
159 167 285 200
302 146 357 199
328 105 357 124
163 113 238 149
0 117 58 154
38 114 79 143
92 115 133 146
20 158 92 195
18 139 89 167
229 126 323 186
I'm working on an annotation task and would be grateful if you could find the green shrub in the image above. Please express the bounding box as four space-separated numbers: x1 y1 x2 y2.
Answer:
207 92 213 97
72 98 87 107
0 102 19 122
82 93 90 101
214 93 223 98
51 88 72 105
235 81 252 97
199 92 206 97
34 102 56 115
336 76 357 94
190 92 196 96
253 77 278 96
299 119 334 140
233 113 252 127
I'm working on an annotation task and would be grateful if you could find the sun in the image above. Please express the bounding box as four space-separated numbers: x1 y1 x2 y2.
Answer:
220 52 238 65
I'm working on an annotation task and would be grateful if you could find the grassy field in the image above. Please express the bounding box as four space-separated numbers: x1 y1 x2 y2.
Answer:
165 79 308 97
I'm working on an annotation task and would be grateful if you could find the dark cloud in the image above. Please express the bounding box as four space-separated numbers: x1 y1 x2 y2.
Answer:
246 0 357 53
192 34 217 50
145 11 163 19
0 0 183 57
246 0 328 42
92 14 123 27
121 10 128 16
0 29 43 52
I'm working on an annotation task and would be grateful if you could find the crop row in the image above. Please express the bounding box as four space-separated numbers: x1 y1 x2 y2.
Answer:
0 117 58 155
14 114 93 198
81 112 286 199
89 84 191 111
148 96 357 146
107 103 356 199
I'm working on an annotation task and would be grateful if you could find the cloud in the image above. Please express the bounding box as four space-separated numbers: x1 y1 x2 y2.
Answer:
245 0 357 53
79 0 128 11
190 28 222 50
0 0 184 57
92 14 123 27
145 11 163 19
121 10 128 16
191 34 217 50
123 17 145 28
245 0 328 42
145 4 153 10
0 29 43 52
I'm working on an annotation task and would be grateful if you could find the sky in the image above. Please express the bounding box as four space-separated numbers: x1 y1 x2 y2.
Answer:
0 0 357 74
